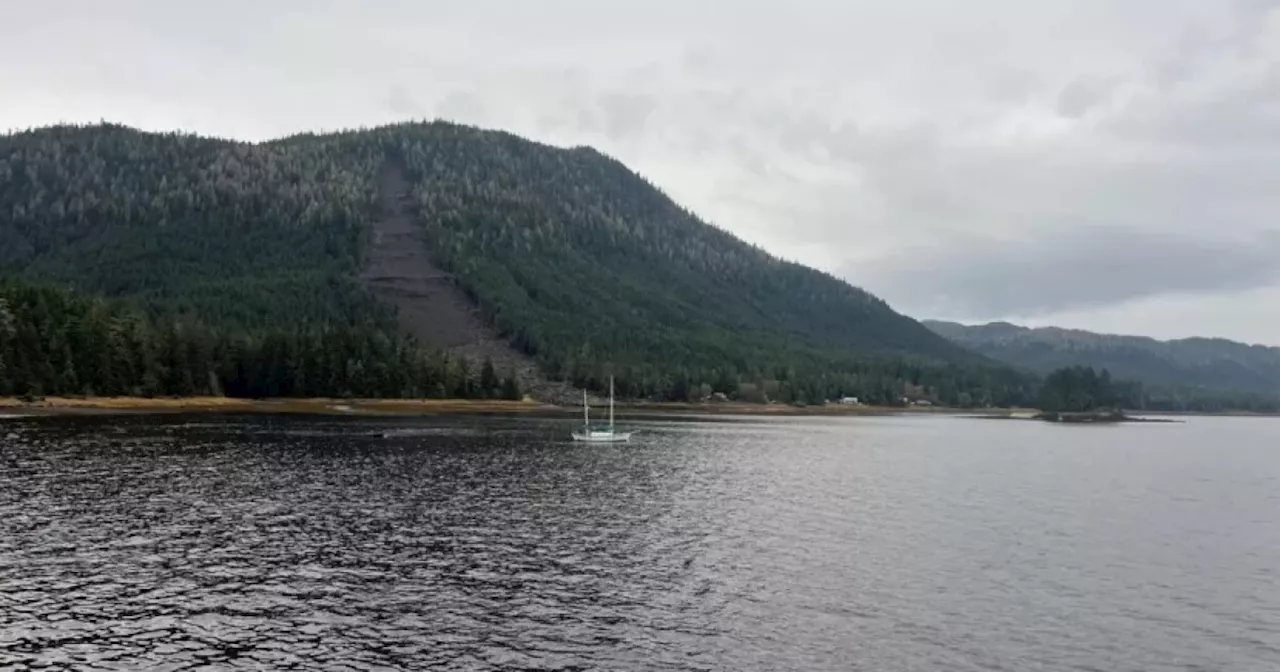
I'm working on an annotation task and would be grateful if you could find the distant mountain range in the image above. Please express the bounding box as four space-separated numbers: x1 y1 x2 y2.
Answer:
924 320 1280 397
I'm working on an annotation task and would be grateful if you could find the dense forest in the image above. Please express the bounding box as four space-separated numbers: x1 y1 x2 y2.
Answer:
0 282 521 401
927 320 1280 412
0 121 1049 406
7 121 1270 412
0 124 389 329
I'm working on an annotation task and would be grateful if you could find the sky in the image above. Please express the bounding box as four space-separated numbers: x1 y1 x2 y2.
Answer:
3 0 1279 345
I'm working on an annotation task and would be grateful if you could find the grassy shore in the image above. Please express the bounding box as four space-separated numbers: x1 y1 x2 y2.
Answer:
0 396 554 417
0 395 1011 418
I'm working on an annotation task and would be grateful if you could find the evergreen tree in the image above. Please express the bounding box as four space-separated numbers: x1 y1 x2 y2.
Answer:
479 357 498 399
499 374 521 401
1038 366 1142 413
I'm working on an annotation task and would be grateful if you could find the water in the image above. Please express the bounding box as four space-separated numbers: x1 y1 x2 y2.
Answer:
2 413 1278 671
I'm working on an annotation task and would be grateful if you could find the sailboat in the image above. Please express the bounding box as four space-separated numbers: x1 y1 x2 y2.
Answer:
571 376 634 442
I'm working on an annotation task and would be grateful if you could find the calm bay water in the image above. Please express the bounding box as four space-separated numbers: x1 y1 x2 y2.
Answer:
1 412 1278 671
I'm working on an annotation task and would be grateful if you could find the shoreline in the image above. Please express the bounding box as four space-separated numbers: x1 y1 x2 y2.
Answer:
0 396 1008 419
1 396 1273 420
0 396 558 417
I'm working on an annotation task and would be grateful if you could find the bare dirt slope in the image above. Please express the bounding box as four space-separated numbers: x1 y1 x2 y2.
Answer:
360 164 586 404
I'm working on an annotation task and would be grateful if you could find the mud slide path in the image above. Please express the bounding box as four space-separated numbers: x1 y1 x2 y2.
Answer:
359 164 585 404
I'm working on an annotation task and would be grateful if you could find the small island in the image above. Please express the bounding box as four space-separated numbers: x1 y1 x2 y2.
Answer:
1032 366 1177 423
1032 409 1174 424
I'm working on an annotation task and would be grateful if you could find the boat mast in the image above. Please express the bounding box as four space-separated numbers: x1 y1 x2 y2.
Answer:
583 389 589 429
609 375 615 431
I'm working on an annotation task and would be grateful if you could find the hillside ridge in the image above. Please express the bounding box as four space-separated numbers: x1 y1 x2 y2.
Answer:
925 320 1279 349
925 319 1280 398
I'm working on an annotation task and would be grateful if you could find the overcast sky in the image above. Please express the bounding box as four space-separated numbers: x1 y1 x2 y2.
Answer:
4 0 1279 344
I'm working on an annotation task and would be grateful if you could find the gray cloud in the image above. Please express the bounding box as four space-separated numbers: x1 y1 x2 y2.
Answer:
3 0 1280 342
1055 76 1120 118
596 92 657 140
848 229 1280 319
434 91 489 126
385 86 424 117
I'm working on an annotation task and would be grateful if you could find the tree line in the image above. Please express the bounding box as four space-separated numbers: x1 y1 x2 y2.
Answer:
0 282 520 401
5 279 1276 414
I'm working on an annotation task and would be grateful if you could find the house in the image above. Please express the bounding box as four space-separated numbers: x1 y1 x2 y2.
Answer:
838 397 860 405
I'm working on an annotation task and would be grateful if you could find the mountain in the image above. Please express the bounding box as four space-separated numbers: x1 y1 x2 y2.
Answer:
924 320 1280 399
0 121 1032 405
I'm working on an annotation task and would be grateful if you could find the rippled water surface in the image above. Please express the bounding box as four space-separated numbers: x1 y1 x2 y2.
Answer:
2 413 1279 670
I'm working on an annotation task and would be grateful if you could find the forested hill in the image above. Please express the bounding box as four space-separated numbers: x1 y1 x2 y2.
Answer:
0 121 1031 405
925 320 1280 398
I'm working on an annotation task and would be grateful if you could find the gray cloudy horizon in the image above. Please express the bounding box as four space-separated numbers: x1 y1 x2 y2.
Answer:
4 0 1279 345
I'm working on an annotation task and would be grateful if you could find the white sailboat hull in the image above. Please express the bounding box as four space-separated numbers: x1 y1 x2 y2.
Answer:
571 431 634 443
